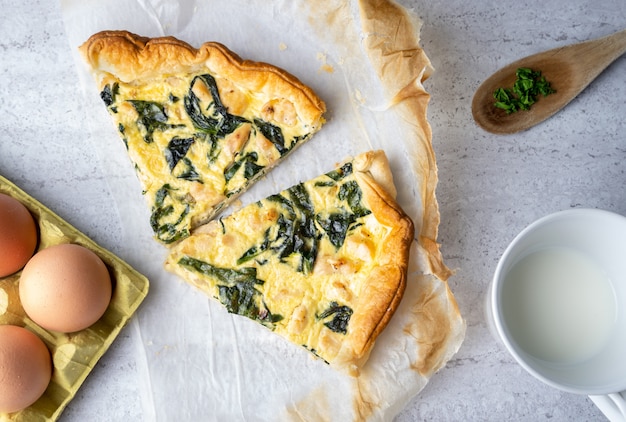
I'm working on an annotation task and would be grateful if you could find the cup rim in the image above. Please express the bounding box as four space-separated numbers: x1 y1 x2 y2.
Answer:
491 208 626 396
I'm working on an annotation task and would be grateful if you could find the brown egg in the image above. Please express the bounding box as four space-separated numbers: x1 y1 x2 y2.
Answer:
0 325 52 413
0 193 38 277
19 243 112 333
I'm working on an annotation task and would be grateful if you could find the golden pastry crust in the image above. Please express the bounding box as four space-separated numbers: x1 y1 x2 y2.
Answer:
79 30 326 126
332 152 413 371
165 150 413 375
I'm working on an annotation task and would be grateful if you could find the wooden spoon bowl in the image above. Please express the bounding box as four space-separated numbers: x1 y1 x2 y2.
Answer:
472 29 626 134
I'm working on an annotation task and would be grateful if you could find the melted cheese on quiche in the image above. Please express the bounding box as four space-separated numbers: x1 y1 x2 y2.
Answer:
100 72 318 244
165 158 408 370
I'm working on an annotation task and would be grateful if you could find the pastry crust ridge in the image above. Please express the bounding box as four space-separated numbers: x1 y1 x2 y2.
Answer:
79 30 326 126
332 151 413 372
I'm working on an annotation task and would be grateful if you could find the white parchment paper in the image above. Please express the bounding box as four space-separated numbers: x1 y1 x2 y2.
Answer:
60 0 465 420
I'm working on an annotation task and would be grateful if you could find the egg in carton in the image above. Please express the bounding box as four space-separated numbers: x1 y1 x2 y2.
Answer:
0 175 149 422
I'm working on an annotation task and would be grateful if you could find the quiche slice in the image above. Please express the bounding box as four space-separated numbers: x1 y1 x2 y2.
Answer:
79 31 326 245
165 150 413 374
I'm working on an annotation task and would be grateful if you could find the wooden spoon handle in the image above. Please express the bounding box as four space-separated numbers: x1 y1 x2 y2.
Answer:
560 28 626 77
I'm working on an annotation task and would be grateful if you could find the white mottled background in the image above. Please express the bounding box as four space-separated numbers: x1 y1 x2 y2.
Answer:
1 0 624 420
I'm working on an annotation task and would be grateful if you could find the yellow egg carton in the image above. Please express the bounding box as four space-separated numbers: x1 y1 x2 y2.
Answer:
0 175 149 422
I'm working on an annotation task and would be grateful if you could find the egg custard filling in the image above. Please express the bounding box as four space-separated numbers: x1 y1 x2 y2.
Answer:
165 151 414 374
80 31 326 245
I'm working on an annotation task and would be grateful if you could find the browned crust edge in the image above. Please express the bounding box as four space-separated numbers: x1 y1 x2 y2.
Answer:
332 151 414 374
79 30 326 124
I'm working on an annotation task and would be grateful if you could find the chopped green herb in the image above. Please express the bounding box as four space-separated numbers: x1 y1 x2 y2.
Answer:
493 67 555 114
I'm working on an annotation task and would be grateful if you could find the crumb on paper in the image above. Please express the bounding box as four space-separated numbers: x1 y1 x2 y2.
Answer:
320 64 334 73
354 89 365 104
316 52 334 74
279 42 287 51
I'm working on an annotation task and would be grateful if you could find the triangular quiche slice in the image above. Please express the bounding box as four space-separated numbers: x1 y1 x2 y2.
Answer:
165 150 413 374
79 31 326 245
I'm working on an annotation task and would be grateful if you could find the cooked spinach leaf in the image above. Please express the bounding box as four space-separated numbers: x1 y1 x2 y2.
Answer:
267 193 297 219
240 186 319 273
127 100 184 143
318 301 353 334
205 133 221 163
174 157 202 182
338 180 371 218
239 177 372 270
178 256 283 327
289 184 315 217
150 184 190 244
224 152 265 184
100 83 119 107
327 162 353 182
165 137 195 171
184 74 249 138
315 163 353 187
184 89 218 132
237 227 271 265
316 212 354 249
253 118 289 156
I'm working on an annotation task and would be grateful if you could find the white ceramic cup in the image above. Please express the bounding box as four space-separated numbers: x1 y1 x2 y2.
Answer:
489 209 626 421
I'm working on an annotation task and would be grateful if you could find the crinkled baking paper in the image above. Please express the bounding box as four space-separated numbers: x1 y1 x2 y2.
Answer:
59 0 466 420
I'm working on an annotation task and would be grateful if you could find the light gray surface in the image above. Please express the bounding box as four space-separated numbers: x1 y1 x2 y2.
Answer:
1 0 624 420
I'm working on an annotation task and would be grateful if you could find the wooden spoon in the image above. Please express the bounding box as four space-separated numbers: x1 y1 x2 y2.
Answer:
472 29 626 134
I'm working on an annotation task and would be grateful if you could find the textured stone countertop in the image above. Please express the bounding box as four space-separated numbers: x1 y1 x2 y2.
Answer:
1 0 624 420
